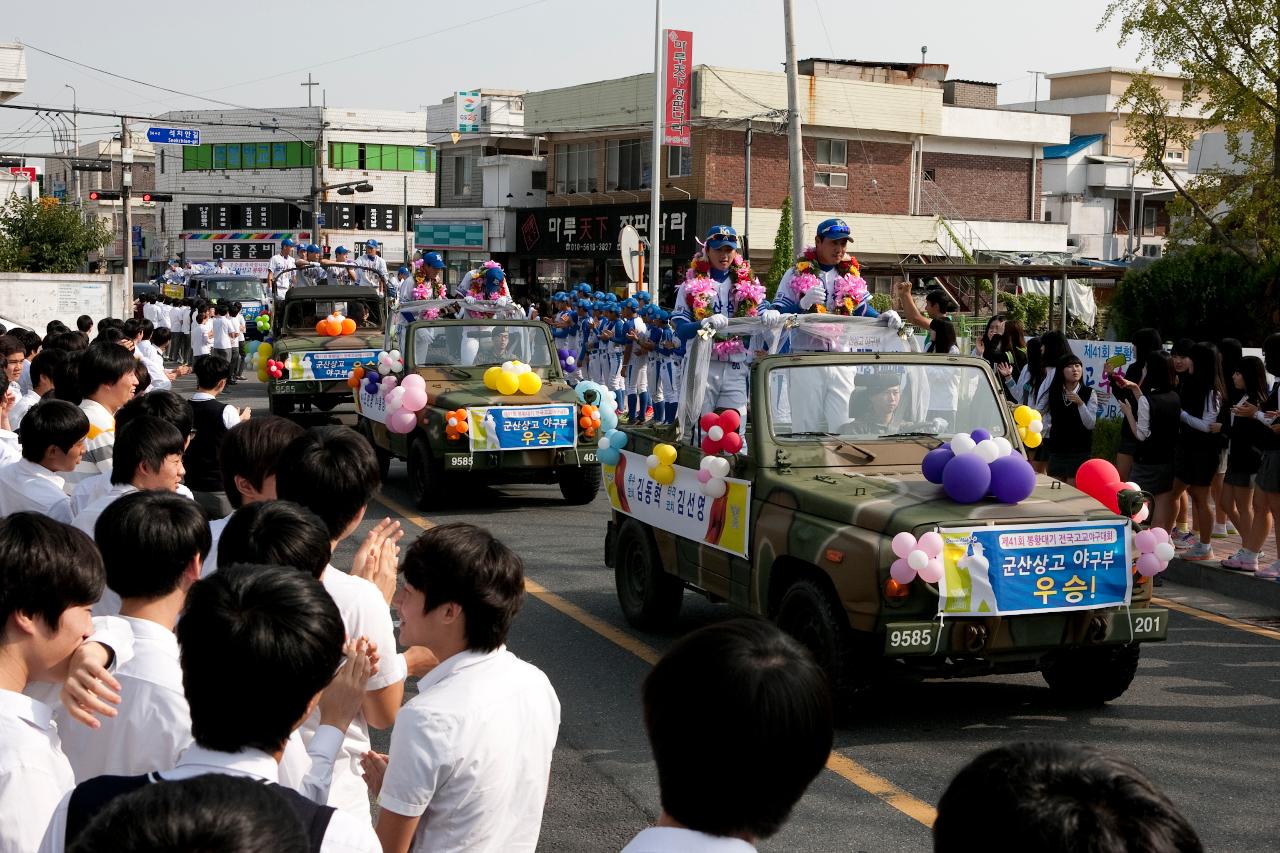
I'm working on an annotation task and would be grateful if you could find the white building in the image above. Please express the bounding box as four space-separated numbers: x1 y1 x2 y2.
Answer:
152 107 436 273
0 44 25 104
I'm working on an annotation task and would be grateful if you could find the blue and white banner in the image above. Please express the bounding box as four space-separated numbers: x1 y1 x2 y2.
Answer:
282 349 379 382
467 405 576 452
937 520 1132 616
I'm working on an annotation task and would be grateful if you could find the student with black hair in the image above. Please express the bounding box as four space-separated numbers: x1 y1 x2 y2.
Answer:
11 345 62 431
894 283 961 425
934 742 1202 853
210 304 238 383
0 400 88 522
1237 333 1280 578
276 426 415 822
617 618 831 853
66 343 139 491
0 513 104 853
185 354 250 517
0 335 25 433
219 501 333 581
1170 342 1226 560
1114 327 1163 482
12 327 41 397
367 522 559 853
1044 354 1095 485
137 325 190 393
58 492 209 782
119 319 143 353
1214 355 1270 571
1117 351 1182 531
75 315 92 336
40 564 382 853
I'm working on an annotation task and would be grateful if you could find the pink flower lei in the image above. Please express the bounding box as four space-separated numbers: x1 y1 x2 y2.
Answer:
792 246 868 314
685 250 763 318
468 260 508 301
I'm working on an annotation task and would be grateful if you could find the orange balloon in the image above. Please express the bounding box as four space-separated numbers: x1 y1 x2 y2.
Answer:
585 428 596 438
456 421 469 433
329 319 345 336
446 427 458 440
346 376 360 388
340 318 356 336
353 365 365 379
579 416 592 428
316 320 328 336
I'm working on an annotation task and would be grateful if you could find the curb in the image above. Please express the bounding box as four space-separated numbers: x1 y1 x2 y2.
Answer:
1164 558 1280 610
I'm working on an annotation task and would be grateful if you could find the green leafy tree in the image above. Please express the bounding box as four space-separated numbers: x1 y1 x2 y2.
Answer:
0 196 112 273
765 195 793 298
1001 292 1050 334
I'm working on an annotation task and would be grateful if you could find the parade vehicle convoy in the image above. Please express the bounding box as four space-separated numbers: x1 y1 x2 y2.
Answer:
183 274 273 327
354 298 601 507
604 314 1168 710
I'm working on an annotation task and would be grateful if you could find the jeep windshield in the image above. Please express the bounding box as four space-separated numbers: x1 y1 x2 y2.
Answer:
767 362 1008 441
282 297 385 331
412 323 553 368
195 277 266 302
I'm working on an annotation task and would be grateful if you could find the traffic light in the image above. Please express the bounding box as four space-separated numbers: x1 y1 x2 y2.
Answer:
88 190 121 201
140 193 173 202
70 160 111 173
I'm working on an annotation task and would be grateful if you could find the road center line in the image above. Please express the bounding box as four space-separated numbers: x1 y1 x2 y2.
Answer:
371 493 938 828
1153 596 1280 641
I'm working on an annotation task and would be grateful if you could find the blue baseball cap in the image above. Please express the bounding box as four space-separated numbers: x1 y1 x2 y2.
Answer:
636 291 652 302
604 301 620 313
705 225 739 250
281 238 296 248
553 291 567 301
423 251 445 269
621 298 639 311
816 218 851 241
308 244 321 253
366 239 379 249
576 282 592 293
334 246 349 256
398 266 410 275
483 266 505 285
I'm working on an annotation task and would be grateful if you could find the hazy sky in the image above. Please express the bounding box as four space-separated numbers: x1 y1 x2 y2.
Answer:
1 0 1144 157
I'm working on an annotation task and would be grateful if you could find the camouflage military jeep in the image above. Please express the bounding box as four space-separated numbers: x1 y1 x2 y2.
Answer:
356 302 600 507
605 347 1168 709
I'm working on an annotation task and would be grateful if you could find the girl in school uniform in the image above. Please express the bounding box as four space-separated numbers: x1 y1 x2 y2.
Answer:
1214 355 1269 570
1044 354 1094 485
1116 351 1182 532
1169 342 1226 561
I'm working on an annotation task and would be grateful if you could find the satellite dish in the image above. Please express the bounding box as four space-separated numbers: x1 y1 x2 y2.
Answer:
619 225 642 284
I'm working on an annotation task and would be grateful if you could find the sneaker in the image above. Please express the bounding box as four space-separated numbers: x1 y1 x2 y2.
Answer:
1227 524 1239 535
1223 549 1260 571
1182 542 1214 561
1257 561 1280 579
1212 523 1230 539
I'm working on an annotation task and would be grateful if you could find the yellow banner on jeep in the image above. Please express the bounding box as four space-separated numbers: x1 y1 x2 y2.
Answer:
162 284 185 299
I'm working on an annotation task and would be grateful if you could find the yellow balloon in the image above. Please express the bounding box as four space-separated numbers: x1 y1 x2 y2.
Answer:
517 372 542 394
651 463 676 485
257 343 272 358
483 366 502 390
257 369 269 382
496 373 520 395
1013 405 1034 427
654 443 677 465
1023 431 1042 449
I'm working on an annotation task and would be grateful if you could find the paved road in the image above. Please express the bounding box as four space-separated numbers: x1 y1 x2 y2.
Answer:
216 378 1280 851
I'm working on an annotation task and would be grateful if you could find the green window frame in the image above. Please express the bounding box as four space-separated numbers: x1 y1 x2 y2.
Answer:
195 144 213 170
366 144 384 171
183 145 197 170
256 143 270 169
213 145 227 170
242 143 257 169
227 144 241 169
272 142 287 168
284 141 303 168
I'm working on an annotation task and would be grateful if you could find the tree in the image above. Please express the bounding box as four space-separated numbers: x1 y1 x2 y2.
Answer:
765 195 793 298
0 196 113 273
1102 0 1280 258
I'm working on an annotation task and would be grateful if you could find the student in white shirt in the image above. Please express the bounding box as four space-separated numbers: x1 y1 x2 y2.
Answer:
0 335 25 426
138 328 191 393
619 619 833 853
270 239 300 300
66 343 138 492
189 304 214 361
232 302 248 381
39 564 381 853
0 512 105 853
367 523 561 853
0 400 88 523
58 492 208 782
10 347 61 432
210 304 235 371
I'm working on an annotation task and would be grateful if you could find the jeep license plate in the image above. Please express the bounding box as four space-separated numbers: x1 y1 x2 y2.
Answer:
884 622 941 655
445 454 474 469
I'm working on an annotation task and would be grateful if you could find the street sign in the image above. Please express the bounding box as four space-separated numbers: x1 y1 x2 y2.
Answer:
146 127 201 145
314 213 326 227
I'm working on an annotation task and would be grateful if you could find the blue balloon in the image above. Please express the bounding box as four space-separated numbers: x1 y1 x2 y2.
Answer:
921 446 954 485
988 454 1037 504
597 447 621 466
970 428 992 443
943 452 992 504
605 429 628 450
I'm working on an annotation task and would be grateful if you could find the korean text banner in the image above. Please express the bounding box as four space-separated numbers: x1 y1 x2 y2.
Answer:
467 405 577 452
663 30 693 147
604 449 750 557
282 350 379 382
937 520 1132 617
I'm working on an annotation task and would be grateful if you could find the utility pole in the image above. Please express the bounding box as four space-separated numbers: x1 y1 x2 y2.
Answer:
743 118 752 263
1027 70 1045 112
301 73 319 108
65 85 79 204
783 0 806 257
120 117 134 294
648 0 663 296
312 121 324 246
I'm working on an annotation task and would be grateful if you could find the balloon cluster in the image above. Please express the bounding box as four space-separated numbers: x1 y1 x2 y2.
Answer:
890 531 944 584
1134 528 1175 577
579 404 602 436
266 359 285 380
646 443 678 485
921 429 1037 504
346 364 366 389
444 408 469 441
316 312 356 337
255 314 271 333
246 341 273 381
1074 459 1151 523
574 382 619 434
556 348 577 374
1013 405 1044 448
363 372 393 397
696 455 732 498
377 350 404 376
483 361 543 396
385 374 429 434
596 429 628 465
698 410 743 455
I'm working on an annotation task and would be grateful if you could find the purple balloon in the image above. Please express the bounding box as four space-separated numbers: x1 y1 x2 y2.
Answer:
943 453 992 503
970 428 992 443
988 454 1037 504
921 446 955 485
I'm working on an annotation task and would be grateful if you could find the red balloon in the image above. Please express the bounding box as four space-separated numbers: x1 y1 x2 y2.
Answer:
700 436 722 455
721 430 743 454
1075 458 1122 512
718 409 742 432
699 412 719 432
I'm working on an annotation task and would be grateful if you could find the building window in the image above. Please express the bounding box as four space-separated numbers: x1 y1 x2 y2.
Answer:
1165 149 1184 161
667 145 692 178
554 142 597 194
814 171 848 188
1142 243 1161 257
922 169 936 182
325 142 433 172
531 170 547 191
454 156 473 196
816 138 847 166
606 139 651 191
1142 205 1157 236
1044 210 1052 222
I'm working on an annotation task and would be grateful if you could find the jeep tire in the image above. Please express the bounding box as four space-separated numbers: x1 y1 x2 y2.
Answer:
558 464 602 505
1041 644 1140 705
614 520 683 630
776 577 865 711
407 434 440 510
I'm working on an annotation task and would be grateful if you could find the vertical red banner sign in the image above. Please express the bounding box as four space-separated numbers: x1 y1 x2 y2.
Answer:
663 29 693 147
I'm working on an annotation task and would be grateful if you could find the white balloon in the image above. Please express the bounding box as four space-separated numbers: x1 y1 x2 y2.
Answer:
950 434 976 456
992 437 1013 457
1028 420 1043 434
699 455 715 470
707 425 725 442
907 549 929 571
1123 481 1141 492
701 478 727 498
974 439 1000 463
597 436 611 451
646 454 660 470
708 457 732 478
1132 504 1150 523
502 360 516 373
1154 542 1175 562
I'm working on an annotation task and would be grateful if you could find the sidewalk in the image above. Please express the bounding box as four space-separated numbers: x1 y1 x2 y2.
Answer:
1164 527 1280 611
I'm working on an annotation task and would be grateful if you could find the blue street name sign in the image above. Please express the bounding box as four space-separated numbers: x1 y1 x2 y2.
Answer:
146 127 201 145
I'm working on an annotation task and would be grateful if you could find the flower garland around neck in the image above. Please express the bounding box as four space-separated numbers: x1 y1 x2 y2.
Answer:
468 259 508 301
791 246 868 315
411 260 447 300
685 250 761 320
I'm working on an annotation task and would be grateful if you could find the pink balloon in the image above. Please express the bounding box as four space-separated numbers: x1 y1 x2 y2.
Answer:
696 469 713 484
890 559 917 584
918 531 944 558
1136 553 1163 577
400 387 428 412
380 375 398 390
918 558 944 584
891 531 917 559
1148 527 1170 545
1134 530 1156 554
384 387 406 412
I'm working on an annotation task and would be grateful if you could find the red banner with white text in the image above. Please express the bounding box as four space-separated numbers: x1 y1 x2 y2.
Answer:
663 29 693 147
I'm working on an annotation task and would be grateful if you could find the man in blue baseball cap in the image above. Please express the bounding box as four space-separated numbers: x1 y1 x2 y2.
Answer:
618 298 652 423
269 237 313 300
354 238 388 288
407 251 446 302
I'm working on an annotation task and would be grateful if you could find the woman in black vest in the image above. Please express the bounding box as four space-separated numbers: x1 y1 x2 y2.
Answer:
1117 350 1181 531
1170 342 1226 560
1045 354 1094 485
1114 327 1162 482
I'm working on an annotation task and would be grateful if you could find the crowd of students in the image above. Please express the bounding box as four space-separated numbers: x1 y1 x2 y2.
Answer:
0 310 1206 853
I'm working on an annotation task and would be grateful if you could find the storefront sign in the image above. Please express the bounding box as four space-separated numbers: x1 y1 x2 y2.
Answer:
516 200 726 259
663 30 693 147
212 242 276 260
457 91 481 133
415 220 487 251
